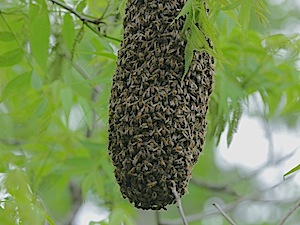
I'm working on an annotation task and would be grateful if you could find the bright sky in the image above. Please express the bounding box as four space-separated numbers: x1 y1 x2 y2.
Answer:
217 114 300 186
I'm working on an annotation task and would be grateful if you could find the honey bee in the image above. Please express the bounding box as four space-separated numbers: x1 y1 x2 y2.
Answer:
128 167 136 176
132 152 142 166
137 173 144 183
159 158 166 167
153 93 159 103
165 106 171 115
147 181 157 188
136 141 142 149
141 123 148 128
136 163 142 173
142 105 149 114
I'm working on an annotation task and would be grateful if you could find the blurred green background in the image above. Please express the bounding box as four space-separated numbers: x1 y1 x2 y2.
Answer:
0 0 299 224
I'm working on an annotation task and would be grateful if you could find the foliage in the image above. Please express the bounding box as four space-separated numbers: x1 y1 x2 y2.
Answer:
0 0 299 225
284 164 300 178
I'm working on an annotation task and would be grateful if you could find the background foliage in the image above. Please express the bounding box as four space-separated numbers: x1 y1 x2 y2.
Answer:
0 0 299 225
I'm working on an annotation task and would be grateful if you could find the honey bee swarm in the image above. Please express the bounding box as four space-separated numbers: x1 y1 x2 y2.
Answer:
108 0 214 210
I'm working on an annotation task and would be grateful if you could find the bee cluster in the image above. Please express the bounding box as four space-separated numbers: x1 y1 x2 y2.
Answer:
108 0 214 210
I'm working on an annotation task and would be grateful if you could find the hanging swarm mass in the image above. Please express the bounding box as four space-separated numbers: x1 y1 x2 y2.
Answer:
108 0 214 210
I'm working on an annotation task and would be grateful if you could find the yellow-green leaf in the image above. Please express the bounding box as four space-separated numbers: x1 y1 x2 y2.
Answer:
284 164 300 178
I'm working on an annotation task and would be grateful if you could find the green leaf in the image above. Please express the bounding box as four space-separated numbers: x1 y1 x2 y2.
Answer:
78 96 94 129
183 41 193 78
80 140 106 158
176 0 193 19
1 72 31 100
221 1 240 11
93 170 105 197
109 209 124 225
60 87 73 121
31 71 43 89
63 157 98 174
45 213 56 225
29 2 50 71
81 172 94 198
123 215 135 225
227 102 242 147
76 0 87 12
63 13 75 51
254 0 270 26
0 48 23 67
284 164 300 178
0 31 15 42
118 0 127 17
239 0 254 31
190 24 207 50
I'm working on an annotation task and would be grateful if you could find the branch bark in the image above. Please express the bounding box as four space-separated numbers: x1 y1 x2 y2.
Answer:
213 202 236 225
278 199 300 225
49 0 102 25
171 181 188 225
191 178 239 197
48 0 121 42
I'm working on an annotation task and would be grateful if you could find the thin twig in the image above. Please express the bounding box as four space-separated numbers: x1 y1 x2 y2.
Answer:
156 211 161 225
212 202 236 225
223 150 297 186
49 0 121 42
191 178 239 197
49 0 102 25
253 94 275 162
171 181 188 225
84 22 122 42
63 181 83 225
161 179 290 225
263 119 275 162
278 199 300 225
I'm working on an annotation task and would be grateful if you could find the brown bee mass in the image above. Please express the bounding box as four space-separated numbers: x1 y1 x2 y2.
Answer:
108 0 214 210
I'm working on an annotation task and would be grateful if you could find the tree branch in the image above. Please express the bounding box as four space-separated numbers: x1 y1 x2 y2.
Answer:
156 211 162 225
160 179 290 225
171 181 188 225
191 178 239 197
212 202 236 225
62 181 83 225
48 0 121 42
49 0 102 25
278 199 300 225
